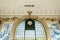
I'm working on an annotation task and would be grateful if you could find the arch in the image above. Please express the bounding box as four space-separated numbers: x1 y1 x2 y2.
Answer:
9 15 51 40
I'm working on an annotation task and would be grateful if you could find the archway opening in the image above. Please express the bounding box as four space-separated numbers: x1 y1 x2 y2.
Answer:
13 19 47 40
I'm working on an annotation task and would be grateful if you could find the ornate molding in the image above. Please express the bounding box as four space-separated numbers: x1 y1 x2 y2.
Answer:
0 17 4 31
0 17 58 22
0 10 60 14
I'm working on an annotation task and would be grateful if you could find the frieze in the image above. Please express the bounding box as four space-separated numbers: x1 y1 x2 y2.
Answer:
0 17 58 22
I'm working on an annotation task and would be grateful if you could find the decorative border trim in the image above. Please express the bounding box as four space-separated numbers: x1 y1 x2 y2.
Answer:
0 10 60 14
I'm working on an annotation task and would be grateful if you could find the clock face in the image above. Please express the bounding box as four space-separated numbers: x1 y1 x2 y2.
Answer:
25 19 35 30
14 20 46 40
28 21 32 25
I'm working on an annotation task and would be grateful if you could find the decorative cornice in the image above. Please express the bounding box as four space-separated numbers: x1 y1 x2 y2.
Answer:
0 17 57 22
0 10 60 14
2 17 18 21
0 10 59 21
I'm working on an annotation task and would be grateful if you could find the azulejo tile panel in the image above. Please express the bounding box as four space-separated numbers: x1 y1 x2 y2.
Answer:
0 23 11 40
48 23 60 40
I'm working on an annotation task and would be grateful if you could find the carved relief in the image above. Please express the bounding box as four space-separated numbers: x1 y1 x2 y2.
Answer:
57 17 60 24
3 18 10 21
0 17 58 22
11 17 18 21
0 17 4 31
0 17 3 25
0 20 1 25
59 20 60 24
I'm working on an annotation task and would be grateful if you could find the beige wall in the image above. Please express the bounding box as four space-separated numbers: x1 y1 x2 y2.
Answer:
0 0 60 15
